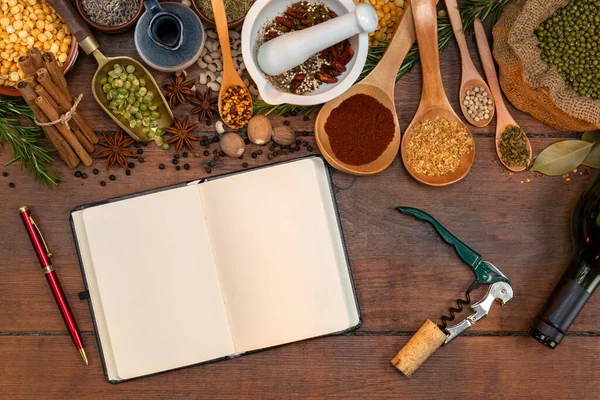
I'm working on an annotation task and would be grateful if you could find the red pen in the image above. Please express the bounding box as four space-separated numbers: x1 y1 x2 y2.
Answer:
19 206 88 365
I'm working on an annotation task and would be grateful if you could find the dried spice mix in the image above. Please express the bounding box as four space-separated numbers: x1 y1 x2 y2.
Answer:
259 1 354 94
81 0 139 27
498 125 530 168
325 94 395 165
406 117 473 176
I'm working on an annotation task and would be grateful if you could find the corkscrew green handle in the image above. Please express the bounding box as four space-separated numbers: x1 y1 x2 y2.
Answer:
397 207 511 285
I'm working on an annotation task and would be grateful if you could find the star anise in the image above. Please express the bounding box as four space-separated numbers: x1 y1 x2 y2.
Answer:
162 74 195 108
164 116 201 153
190 88 218 123
95 129 137 170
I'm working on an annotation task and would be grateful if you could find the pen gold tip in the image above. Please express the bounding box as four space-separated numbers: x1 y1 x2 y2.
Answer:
18 205 29 213
79 348 88 365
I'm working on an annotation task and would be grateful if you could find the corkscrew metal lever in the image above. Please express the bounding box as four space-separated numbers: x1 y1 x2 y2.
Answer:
390 207 514 378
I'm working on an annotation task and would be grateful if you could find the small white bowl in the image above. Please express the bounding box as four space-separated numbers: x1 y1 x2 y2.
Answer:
241 0 369 106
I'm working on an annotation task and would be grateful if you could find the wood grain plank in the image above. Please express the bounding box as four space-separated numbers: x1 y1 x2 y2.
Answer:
1 137 596 333
0 335 598 399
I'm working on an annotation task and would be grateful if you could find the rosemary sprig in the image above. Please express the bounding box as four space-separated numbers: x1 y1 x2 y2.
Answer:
254 0 508 114
253 100 317 116
0 97 60 187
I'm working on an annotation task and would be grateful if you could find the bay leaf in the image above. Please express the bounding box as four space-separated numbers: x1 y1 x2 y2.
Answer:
582 144 600 168
530 140 593 176
582 130 600 143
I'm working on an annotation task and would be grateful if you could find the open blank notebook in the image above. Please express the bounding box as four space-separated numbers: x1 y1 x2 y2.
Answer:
71 157 361 383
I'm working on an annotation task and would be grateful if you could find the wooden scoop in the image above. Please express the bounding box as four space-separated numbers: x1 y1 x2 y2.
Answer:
445 0 494 127
474 19 532 172
400 0 475 186
48 0 174 142
211 0 251 129
314 2 418 176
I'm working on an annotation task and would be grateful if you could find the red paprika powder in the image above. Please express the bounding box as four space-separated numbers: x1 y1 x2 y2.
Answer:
324 94 395 166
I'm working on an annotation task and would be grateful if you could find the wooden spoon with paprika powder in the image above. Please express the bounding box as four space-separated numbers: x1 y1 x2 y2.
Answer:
400 0 475 186
314 2 418 175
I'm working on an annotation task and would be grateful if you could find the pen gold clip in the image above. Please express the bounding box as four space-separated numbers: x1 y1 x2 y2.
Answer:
29 215 53 258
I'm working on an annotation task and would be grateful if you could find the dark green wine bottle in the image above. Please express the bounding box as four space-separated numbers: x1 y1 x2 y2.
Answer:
530 171 600 348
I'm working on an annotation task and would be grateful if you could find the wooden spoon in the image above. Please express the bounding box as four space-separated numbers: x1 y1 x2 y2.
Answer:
474 18 532 172
314 2 417 176
445 0 494 127
400 0 475 186
211 0 251 129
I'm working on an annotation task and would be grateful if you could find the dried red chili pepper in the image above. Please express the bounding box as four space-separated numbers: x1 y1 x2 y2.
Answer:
331 61 347 73
337 46 355 66
276 16 294 29
315 71 338 83
322 65 341 77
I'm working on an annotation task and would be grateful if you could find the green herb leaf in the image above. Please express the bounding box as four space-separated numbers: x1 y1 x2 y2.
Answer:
531 140 593 176
582 130 600 143
582 144 600 168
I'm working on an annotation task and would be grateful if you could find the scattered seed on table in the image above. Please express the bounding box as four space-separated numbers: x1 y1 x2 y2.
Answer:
159 163 165 170
135 143 142 148
2 171 8 177
138 157 144 163
252 153 257 159
183 152 188 158
283 150 289 155
208 161 215 167
184 164 190 170
242 162 248 168
75 171 82 178
108 175 115 181
244 137 250 145
268 154 274 160
204 150 210 156
302 132 309 137
143 142 148 147
126 170 131 176
9 182 15 188
219 151 226 157
302 141 308 147
174 154 180 159
283 120 290 126
257 150 263 155
212 136 219 143
176 165 181 171
295 140 301 145
205 167 212 173
172 159 178 165
137 149 143 155
100 181 106 186
93 168 99 175
213 149 219 155
214 155 220 161
128 162 135 169
195 152 201 157
307 146 313 151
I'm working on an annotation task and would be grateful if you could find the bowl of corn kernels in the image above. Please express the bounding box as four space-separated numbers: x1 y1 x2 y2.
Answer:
0 0 78 97
354 0 405 46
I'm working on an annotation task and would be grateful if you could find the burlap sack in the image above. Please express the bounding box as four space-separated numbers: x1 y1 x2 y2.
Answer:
493 0 600 132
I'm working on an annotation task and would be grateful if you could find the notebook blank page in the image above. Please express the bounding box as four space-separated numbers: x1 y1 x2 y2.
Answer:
81 185 234 380
199 158 358 352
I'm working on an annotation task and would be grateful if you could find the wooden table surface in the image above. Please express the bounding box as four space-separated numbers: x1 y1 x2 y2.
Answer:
1 15 599 400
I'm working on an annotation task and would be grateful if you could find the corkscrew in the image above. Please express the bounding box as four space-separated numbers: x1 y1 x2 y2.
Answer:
390 207 513 377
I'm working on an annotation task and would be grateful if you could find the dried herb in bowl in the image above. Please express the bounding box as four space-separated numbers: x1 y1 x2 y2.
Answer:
498 125 530 168
81 0 139 27
194 0 252 22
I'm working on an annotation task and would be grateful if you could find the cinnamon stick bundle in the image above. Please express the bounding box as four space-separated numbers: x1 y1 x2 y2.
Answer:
36 96 93 167
34 84 94 153
18 55 37 79
42 52 69 97
35 68 99 145
17 79 80 169
27 48 44 70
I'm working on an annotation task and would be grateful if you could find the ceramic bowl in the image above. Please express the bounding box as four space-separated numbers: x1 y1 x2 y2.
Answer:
0 40 79 98
241 0 368 106
76 0 143 34
192 0 247 28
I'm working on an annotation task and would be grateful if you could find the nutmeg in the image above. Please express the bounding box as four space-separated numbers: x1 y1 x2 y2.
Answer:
272 126 296 146
247 115 273 145
220 133 245 158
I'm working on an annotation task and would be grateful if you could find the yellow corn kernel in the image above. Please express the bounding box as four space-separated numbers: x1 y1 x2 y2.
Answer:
57 52 66 63
49 42 58 53
55 29 65 40
59 42 68 53
395 0 404 7
35 19 44 30
8 33 17 42
25 36 33 47
31 28 39 36
8 0 18 7
37 33 46 41
376 9 384 18
0 66 7 75
0 17 10 27
384 12 391 20
374 4 381 9
382 3 390 12
17 29 27 38
42 40 50 50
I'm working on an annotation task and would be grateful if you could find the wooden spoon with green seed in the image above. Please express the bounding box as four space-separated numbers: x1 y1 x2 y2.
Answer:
474 18 532 172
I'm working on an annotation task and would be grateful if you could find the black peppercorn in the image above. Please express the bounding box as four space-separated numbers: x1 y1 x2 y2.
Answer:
176 165 181 171
295 139 301 145
244 137 250 145
290 148 296 153
159 163 165 170
214 155 220 162
307 145 313 152
290 110 297 116
213 149 218 155
137 149 143 155
251 153 257 159
2 171 8 177
100 181 106 187
208 161 215 167
205 167 212 173
239 154 244 159
93 168 99 175
138 157 144 163
134 143 141 148
219 151 225 157
268 154 274 160
242 162 248 168
81 173 88 179
128 162 135 169
142 142 148 147
283 150 289 155
9 182 15 188
126 170 131 176
109 175 116 181
212 136 219 143
174 154 180 159
74 171 82 178
183 152 188 158
302 141 308 147
295 145 300 151
283 120 290 126
172 159 178 165
257 150 262 155
184 164 190 170
204 150 210 156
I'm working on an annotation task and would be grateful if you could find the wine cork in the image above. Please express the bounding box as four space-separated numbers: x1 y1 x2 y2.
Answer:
390 320 447 377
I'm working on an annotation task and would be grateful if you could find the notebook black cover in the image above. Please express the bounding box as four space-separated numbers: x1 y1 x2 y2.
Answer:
70 155 362 383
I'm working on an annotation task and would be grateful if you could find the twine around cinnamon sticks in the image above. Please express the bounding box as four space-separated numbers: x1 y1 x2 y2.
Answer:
17 48 98 168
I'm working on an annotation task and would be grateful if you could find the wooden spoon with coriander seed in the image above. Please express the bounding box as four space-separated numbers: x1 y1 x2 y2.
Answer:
211 0 252 129
445 0 495 127
314 2 419 175
400 0 475 186
474 18 532 172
